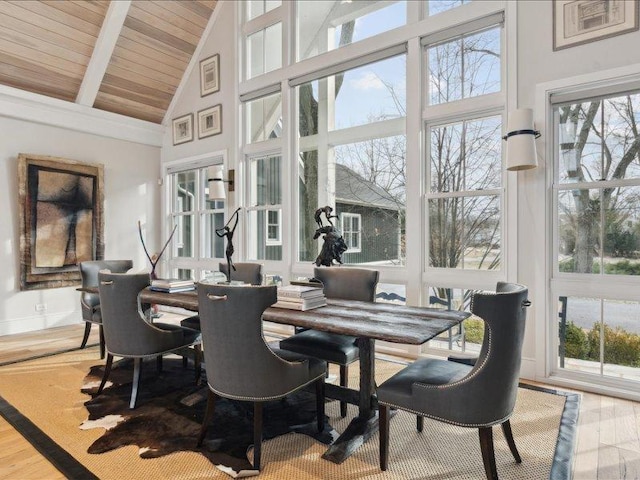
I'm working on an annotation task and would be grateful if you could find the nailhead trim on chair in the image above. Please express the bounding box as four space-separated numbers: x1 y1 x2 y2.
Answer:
208 372 325 402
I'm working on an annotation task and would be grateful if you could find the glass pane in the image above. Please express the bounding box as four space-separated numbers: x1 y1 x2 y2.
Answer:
430 115 502 193
603 299 640 379
297 1 406 61
264 23 282 73
559 94 640 183
247 209 282 260
558 188 602 274
557 296 600 372
246 29 264 79
175 171 196 212
246 93 282 143
375 283 406 304
603 186 640 275
423 287 475 353
299 150 319 262
334 55 406 130
428 0 471 16
428 27 501 105
203 212 225 258
429 195 500 270
250 155 282 207
173 214 194 258
176 268 194 281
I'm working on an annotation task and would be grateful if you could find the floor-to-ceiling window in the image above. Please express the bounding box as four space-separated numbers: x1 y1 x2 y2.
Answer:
239 0 513 356
551 85 640 389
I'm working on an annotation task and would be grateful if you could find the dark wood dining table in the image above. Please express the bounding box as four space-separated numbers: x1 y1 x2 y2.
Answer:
137 287 470 464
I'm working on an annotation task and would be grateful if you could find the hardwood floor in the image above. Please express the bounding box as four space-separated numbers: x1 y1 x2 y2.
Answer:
1 323 639 479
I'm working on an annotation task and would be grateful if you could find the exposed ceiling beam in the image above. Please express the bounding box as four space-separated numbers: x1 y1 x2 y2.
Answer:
76 0 131 106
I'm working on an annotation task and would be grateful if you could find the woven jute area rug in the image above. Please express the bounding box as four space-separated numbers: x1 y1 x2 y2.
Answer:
0 347 578 479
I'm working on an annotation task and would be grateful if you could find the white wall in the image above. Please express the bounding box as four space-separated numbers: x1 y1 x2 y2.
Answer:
0 116 161 336
515 1 640 377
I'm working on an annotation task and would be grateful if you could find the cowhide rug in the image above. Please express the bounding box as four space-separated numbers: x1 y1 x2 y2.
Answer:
80 358 337 478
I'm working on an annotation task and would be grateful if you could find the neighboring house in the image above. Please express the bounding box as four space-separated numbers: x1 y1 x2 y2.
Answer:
334 164 403 265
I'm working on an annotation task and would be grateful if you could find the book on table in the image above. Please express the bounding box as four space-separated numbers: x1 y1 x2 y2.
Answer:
149 285 196 293
273 296 327 311
277 285 324 299
151 278 195 289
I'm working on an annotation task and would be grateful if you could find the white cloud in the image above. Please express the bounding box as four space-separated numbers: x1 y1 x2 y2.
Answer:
350 72 384 90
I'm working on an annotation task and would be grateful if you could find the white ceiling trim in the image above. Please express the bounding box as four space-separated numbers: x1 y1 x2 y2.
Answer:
162 0 226 126
76 0 131 106
0 84 163 146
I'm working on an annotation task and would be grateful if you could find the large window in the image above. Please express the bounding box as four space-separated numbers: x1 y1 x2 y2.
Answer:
296 53 406 267
247 154 282 261
552 89 640 383
168 162 226 280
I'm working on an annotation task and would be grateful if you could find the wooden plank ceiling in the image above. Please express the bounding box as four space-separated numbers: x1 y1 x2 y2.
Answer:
0 0 217 124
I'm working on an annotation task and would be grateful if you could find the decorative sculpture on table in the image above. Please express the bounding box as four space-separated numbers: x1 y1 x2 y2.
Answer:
313 205 348 267
216 207 241 282
138 221 177 280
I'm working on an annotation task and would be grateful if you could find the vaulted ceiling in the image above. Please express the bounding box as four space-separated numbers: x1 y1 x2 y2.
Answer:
0 0 217 125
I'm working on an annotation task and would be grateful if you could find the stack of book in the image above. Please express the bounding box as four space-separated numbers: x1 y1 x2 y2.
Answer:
150 278 196 293
274 285 326 311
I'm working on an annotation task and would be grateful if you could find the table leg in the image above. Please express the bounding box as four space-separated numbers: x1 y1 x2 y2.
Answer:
322 338 378 464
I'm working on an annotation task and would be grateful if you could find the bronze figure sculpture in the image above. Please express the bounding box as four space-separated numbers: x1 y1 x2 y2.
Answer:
313 205 348 267
216 207 241 282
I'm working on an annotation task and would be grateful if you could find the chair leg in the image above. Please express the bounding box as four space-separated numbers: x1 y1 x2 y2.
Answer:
97 354 113 394
479 427 498 480
379 404 390 471
339 365 348 417
501 420 522 463
98 325 105 359
416 415 424 432
316 377 325 432
194 345 202 384
198 390 217 447
253 402 263 471
80 322 92 349
129 358 142 409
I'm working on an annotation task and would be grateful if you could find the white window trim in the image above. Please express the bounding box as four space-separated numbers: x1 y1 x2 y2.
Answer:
266 209 282 245
341 212 362 253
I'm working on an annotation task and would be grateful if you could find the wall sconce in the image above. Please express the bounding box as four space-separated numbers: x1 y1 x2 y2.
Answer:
503 108 541 171
208 165 234 200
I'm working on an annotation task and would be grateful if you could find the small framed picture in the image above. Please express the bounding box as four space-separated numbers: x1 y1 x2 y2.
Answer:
197 105 222 139
553 0 639 51
200 54 220 96
172 113 193 145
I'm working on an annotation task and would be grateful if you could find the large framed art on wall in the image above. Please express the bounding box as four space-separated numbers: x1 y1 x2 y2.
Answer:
18 154 104 290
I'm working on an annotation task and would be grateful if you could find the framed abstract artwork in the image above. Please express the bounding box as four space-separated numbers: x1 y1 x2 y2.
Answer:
18 154 104 290
172 113 194 145
197 104 222 138
553 0 639 51
200 54 220 96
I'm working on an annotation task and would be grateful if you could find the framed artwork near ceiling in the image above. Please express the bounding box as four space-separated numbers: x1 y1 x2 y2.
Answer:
197 104 222 138
200 53 220 96
18 154 104 290
553 0 639 51
172 113 194 145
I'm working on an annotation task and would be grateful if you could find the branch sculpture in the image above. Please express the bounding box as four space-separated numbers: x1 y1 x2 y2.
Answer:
138 221 177 280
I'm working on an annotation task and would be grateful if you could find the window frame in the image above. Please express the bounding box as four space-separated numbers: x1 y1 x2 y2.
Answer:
341 212 362 253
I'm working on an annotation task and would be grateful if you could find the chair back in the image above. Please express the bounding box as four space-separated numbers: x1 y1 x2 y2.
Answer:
313 267 379 302
219 262 263 285
79 260 133 318
98 272 184 356
197 284 316 400
463 282 529 423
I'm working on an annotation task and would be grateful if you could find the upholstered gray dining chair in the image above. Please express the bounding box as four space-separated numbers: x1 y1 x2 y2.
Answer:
96 272 202 409
79 260 133 358
180 262 264 331
196 284 326 471
377 282 530 480
279 267 379 417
